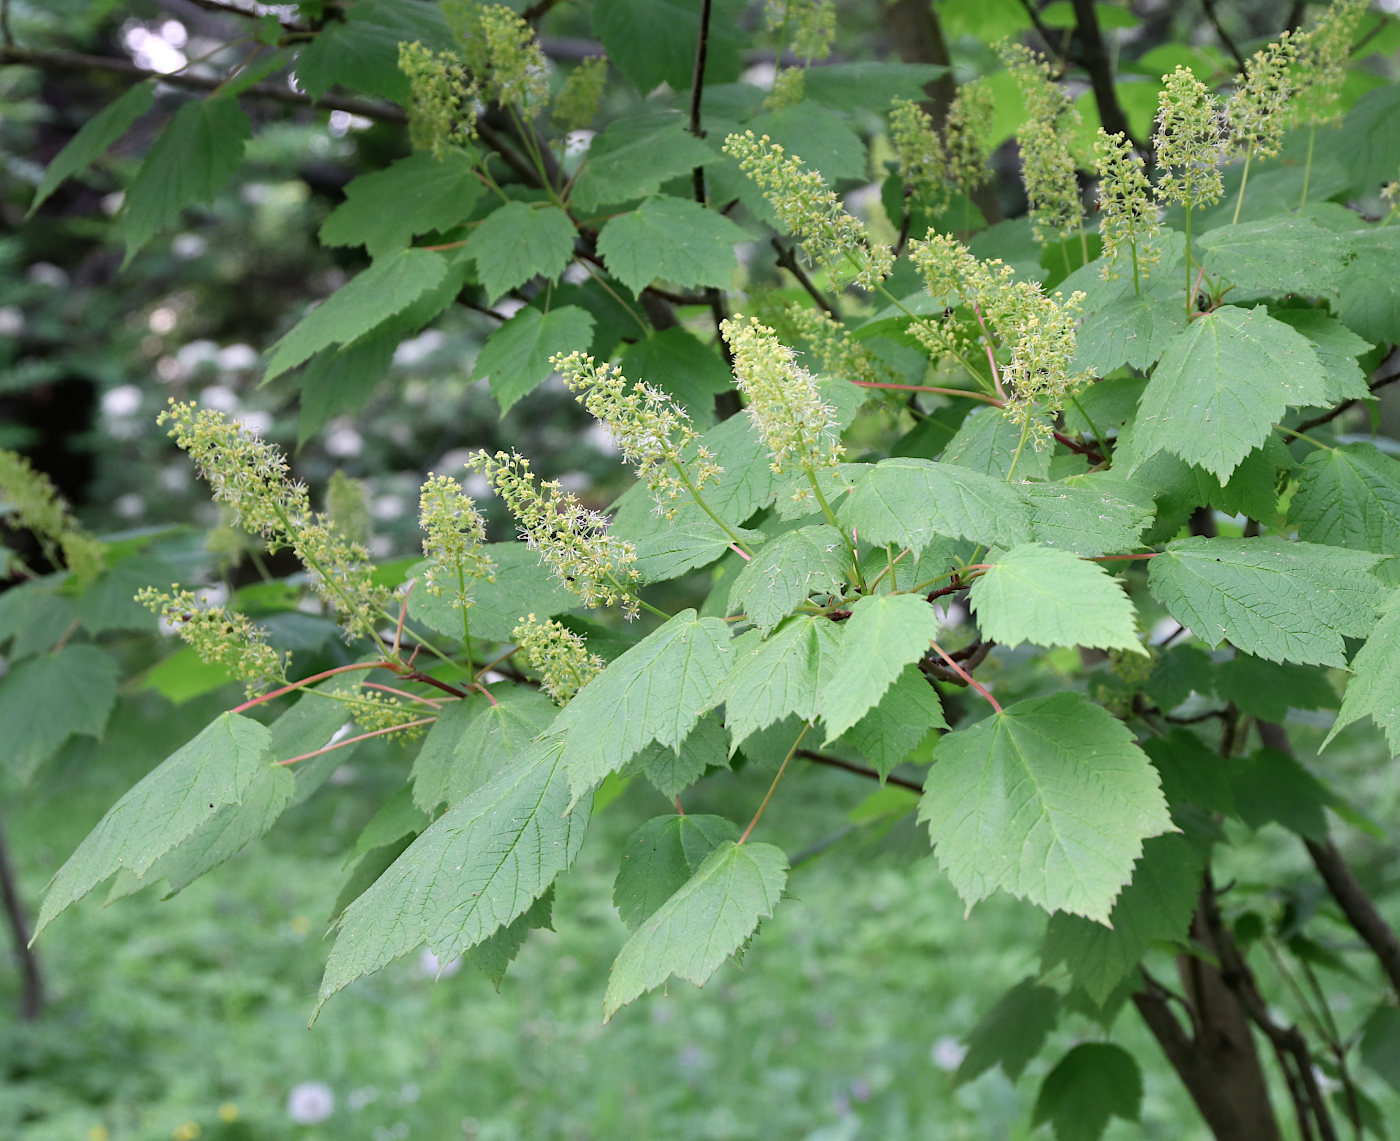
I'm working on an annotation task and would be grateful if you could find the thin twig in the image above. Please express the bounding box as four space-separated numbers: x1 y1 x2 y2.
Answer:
771 238 838 317
521 0 565 21
1200 0 1247 69
0 816 42 1019
1296 370 1400 432
797 749 924 793
1069 0 1144 151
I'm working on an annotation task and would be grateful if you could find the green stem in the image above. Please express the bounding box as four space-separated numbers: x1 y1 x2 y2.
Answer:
1004 416 1033 483
1068 393 1106 452
674 460 753 556
739 720 810 843
807 468 864 591
1275 423 1334 451
1183 203 1195 322
1299 125 1317 210
1231 149 1252 226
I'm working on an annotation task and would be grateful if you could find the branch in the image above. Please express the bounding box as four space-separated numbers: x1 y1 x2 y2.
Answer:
1069 0 1144 151
521 0 565 22
174 0 311 33
796 749 924 793
771 238 838 317
1295 369 1400 432
0 815 42 1020
1200 0 1247 70
1015 0 1068 66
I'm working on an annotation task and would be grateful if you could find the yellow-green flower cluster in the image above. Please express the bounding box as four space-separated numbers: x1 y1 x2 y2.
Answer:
512 613 604 705
419 474 495 606
552 351 720 520
1094 128 1161 285
0 448 105 584
350 690 429 739
998 42 1082 245
766 0 836 62
889 97 950 215
764 66 806 113
158 401 391 642
1291 0 1367 129
724 130 894 291
137 586 287 695
1154 66 1224 209
468 449 641 618
446 0 550 112
909 233 1088 440
399 41 478 157
785 304 899 389
945 79 996 194
720 315 843 478
551 56 607 134
1225 34 1298 161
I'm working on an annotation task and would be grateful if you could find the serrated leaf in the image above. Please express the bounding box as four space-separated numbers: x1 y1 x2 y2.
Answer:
955 978 1060 1085
720 617 842 747
29 81 154 216
1073 289 1187 375
613 813 739 929
1021 476 1154 557
464 885 554 989
747 102 868 184
801 62 949 112
1147 537 1384 666
1143 730 1235 818
316 737 588 1016
1215 654 1338 722
841 665 947 780
819 594 942 742
124 98 252 263
592 0 745 95
0 645 119 782
969 544 1143 654
473 305 596 413
406 543 579 642
632 712 729 800
1032 1043 1142 1141
411 688 558 813
35 712 272 936
633 520 762 583
1329 226 1400 346
465 201 576 303
1128 306 1329 482
293 0 451 103
603 840 786 1020
1229 747 1334 841
1324 600 1400 753
1041 833 1204 1006
570 114 721 213
726 525 848 635
942 404 1052 481
840 457 1032 554
0 581 76 660
1197 215 1348 296
619 327 732 429
596 196 745 297
1293 444 1400 557
265 248 449 380
1270 309 1372 404
349 787 428 865
919 692 1174 923
551 610 731 798
320 151 485 257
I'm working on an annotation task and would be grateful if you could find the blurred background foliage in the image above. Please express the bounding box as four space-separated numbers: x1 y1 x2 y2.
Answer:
3 1 1400 1138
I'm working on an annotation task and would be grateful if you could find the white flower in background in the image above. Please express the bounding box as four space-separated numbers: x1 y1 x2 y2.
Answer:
287 1080 335 1124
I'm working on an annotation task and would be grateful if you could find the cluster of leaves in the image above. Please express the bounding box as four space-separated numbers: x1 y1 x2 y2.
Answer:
8 0 1400 1136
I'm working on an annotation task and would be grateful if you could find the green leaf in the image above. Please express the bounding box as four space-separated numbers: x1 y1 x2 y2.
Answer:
942 404 1052 481
317 737 588 1016
969 544 1143 654
955 978 1060 1085
1040 833 1204 1006
1032 1043 1142 1141
1147 537 1384 666
841 665 947 780
0 645 119 782
841 457 1032 554
77 554 173 634
801 62 950 113
1270 309 1373 404
1197 215 1348 296
721 617 842 747
1324 598 1400 754
603 840 787 1021
1229 747 1334 841
747 102 868 184
1144 731 1236 818
1145 645 1216 715
349 787 428 865
29 81 154 217
0 581 78 660
1325 224 1400 346
596 196 745 297
613 813 740 929
264 248 449 381
407 543 580 643
465 202 577 303
551 610 732 798
1021 475 1155 557
1361 1005 1400 1094
123 98 252 263
726 525 848 636
319 151 485 258
1128 306 1329 482
633 520 762 583
1073 289 1185 376
592 0 745 95
818 594 942 743
1214 654 1338 722
35 712 272 937
619 328 732 429
919 692 1174 923
570 114 720 213
293 0 451 103
411 688 558 813
141 645 238 704
464 885 554 989
473 305 596 414
632 712 729 800
1293 444 1400 557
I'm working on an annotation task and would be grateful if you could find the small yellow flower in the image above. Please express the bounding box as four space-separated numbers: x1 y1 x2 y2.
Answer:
88 1126 110 1141
218 1103 240 1123
171 1122 201 1141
